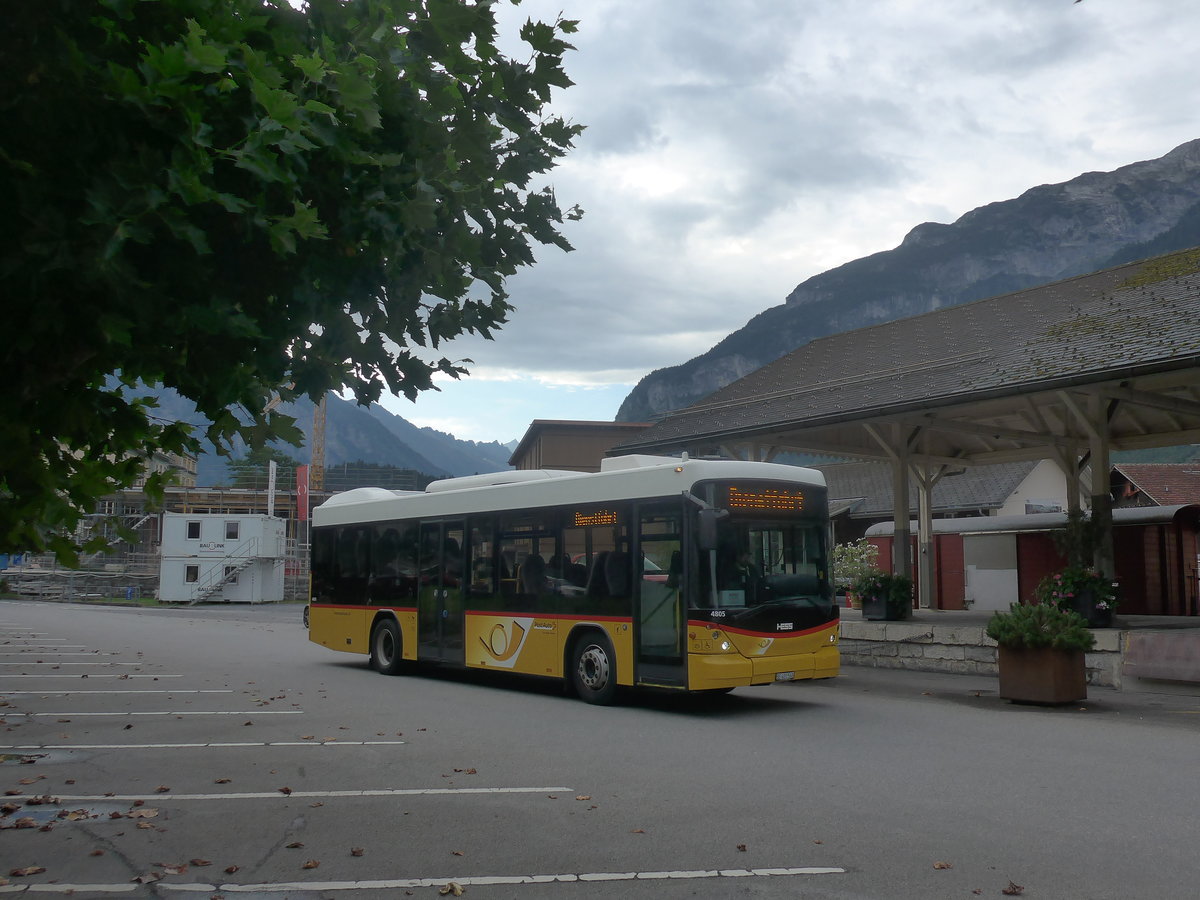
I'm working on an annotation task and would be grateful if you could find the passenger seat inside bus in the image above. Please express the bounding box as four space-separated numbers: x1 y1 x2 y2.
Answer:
519 554 546 596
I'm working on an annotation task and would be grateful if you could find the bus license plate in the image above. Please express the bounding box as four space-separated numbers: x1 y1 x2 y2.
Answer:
775 671 795 682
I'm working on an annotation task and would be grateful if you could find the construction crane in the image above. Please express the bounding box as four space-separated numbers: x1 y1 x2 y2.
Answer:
262 390 327 491
309 394 327 491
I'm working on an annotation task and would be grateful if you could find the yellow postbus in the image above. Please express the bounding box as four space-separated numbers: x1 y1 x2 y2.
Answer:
307 454 838 703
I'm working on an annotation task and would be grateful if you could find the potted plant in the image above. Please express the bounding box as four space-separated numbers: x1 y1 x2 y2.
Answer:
852 571 912 621
1034 567 1118 628
986 603 1096 704
832 539 880 609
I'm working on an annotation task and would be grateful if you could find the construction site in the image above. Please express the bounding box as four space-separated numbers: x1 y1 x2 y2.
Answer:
0 396 432 605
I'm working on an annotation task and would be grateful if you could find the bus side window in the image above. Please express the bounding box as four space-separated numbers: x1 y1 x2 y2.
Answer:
312 529 336 603
371 527 401 605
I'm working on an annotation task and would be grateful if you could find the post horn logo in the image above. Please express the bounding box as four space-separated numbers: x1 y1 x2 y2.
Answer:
480 620 527 662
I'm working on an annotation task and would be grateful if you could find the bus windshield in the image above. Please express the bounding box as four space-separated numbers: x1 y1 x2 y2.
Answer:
698 520 830 610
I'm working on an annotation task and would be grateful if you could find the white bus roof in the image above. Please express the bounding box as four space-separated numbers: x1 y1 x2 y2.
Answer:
313 455 826 527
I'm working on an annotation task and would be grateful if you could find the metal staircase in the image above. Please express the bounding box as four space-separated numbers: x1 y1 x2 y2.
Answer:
188 537 266 604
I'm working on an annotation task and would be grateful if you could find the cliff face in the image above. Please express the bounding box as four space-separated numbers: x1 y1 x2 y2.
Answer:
616 139 1200 422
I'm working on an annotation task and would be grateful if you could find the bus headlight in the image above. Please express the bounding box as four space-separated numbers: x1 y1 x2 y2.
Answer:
720 640 731 651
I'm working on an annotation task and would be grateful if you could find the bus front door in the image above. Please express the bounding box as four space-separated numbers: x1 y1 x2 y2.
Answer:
635 508 687 688
417 521 465 664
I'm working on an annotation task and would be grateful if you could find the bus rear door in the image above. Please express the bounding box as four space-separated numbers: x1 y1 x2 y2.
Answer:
417 521 465 664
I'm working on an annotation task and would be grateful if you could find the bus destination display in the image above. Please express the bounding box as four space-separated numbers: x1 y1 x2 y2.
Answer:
573 509 619 527
726 485 805 512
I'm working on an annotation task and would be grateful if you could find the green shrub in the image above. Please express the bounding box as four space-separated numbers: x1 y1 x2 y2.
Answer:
986 603 1096 652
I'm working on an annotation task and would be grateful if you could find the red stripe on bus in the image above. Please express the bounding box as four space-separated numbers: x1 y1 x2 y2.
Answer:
465 610 633 623
686 619 836 638
309 603 417 612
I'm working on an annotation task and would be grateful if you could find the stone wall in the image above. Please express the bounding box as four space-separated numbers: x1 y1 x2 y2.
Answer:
839 619 1122 687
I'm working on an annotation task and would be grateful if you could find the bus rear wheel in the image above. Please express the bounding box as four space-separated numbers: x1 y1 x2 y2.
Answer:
370 619 405 676
572 633 617 705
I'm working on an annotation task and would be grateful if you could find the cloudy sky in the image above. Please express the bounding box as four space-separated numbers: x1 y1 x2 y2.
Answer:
384 0 1200 444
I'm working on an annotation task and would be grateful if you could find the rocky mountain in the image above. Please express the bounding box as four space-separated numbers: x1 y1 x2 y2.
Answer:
616 138 1200 421
136 387 512 485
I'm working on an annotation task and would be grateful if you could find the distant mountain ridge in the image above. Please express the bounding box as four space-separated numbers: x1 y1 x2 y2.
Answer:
136 387 512 485
616 138 1200 421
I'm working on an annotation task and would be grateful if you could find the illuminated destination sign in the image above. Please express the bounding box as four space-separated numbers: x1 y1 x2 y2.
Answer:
573 509 618 527
726 485 805 512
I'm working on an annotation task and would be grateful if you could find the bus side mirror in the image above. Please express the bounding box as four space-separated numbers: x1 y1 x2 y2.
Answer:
696 508 727 551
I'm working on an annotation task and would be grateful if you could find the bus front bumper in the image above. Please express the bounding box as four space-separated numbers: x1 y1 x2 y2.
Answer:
688 645 839 690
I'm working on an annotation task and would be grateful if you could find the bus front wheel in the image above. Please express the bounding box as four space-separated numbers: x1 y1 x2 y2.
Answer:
572 633 617 705
370 619 405 676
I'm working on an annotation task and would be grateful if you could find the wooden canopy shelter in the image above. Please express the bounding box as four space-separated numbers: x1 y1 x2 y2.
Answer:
615 247 1200 609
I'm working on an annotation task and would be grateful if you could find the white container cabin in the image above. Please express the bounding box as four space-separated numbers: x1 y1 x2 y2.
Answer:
158 513 286 603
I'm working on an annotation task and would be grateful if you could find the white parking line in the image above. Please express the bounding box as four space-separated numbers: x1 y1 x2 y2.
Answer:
0 696 232 700
0 644 88 649
0 884 136 894
0 867 845 894
0 674 181 679
0 741 404 749
0 662 145 667
16 787 572 801
2 710 303 717
0 652 116 656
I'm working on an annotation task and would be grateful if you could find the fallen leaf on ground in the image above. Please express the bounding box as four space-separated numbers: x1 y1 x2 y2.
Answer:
350 848 364 857
438 883 464 897
575 795 591 801
1002 881 1025 896
286 841 304 849
301 859 320 870
160 864 188 875
309 801 323 808
631 828 645 834
933 861 953 869
154 786 170 793
133 873 161 884
128 808 159 819
736 844 747 852
189 859 211 867
451 850 464 856
10 866 47 877
90 850 104 857
214 778 231 784
278 787 293 795
17 776 45 785
224 865 239 874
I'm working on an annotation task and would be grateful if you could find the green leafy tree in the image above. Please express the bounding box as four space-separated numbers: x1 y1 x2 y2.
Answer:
2 0 582 560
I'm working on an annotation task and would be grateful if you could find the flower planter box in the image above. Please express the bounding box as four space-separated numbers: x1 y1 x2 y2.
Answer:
1070 590 1113 628
861 592 907 621
997 646 1087 705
